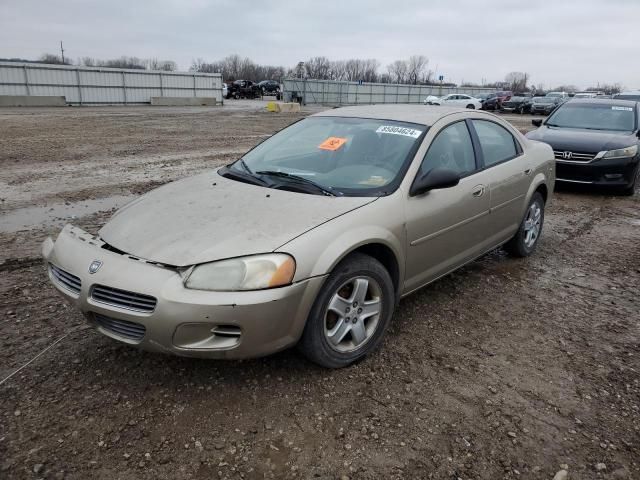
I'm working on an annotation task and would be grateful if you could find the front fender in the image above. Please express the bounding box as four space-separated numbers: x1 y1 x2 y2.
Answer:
277 197 406 287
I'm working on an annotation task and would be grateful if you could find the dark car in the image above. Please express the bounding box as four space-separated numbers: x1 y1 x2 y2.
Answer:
526 99 640 195
481 91 513 111
614 90 640 101
500 96 532 114
475 93 495 106
257 80 281 96
227 80 261 99
529 96 562 115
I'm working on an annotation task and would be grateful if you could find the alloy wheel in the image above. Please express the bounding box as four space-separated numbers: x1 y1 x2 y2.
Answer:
324 276 382 353
523 202 542 248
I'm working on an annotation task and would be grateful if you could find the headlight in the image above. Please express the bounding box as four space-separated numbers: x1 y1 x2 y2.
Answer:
184 254 296 291
602 145 638 159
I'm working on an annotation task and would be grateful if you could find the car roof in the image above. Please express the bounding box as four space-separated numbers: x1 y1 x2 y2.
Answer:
312 104 491 127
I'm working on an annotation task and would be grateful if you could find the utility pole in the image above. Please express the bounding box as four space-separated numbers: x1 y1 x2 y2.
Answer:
60 41 65 64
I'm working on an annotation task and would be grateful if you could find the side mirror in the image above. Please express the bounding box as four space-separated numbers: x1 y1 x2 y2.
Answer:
532 119 543 127
410 168 461 196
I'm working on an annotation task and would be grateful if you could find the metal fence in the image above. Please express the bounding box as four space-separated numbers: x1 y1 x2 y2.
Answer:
283 78 496 106
0 62 223 104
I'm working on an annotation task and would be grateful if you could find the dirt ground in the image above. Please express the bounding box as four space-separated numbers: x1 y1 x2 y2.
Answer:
0 102 638 480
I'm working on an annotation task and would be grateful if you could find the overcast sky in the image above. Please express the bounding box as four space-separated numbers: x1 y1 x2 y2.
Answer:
1 0 638 89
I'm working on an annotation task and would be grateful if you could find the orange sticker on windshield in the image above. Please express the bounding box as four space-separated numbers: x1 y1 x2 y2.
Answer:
318 137 347 151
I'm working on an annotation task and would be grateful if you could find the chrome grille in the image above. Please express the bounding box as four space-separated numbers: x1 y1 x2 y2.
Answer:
49 264 81 295
93 313 146 341
553 150 597 163
91 284 157 313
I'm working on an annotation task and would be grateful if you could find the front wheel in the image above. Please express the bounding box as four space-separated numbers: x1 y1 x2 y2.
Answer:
466 104 475 109
620 168 639 196
298 253 395 368
504 192 545 257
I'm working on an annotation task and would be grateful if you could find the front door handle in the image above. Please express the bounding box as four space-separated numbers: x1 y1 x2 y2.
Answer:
524 168 533 175
472 185 485 197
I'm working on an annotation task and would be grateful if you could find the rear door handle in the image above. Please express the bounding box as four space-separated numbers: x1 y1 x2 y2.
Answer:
472 185 485 197
524 168 533 175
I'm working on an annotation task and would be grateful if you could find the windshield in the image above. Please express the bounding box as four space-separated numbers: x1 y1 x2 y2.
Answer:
227 117 426 196
546 103 636 131
546 93 563 98
508 97 525 102
533 97 553 103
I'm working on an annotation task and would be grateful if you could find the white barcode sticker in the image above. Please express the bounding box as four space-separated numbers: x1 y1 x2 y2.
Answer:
612 106 633 111
376 125 423 138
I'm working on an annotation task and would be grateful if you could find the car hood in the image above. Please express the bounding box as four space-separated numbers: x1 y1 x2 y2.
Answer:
98 170 376 267
526 126 637 152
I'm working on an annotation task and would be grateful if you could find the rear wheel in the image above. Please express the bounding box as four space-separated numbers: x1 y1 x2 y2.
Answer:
298 253 395 368
466 104 475 109
504 192 545 257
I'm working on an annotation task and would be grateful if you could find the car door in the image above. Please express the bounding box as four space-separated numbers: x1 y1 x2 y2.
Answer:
404 120 494 293
442 94 455 105
469 119 531 242
457 95 471 106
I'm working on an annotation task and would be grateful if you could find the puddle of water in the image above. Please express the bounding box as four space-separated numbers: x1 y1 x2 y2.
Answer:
0 195 136 233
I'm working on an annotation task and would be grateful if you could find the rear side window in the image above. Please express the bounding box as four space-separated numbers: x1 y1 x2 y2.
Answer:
472 120 519 167
420 121 476 177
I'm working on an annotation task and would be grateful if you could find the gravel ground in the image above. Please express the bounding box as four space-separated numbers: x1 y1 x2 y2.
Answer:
0 101 638 480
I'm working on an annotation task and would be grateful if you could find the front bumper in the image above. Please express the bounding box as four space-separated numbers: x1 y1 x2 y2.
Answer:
42 225 326 359
555 156 639 188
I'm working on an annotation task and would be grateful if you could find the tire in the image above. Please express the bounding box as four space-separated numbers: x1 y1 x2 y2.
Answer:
620 168 639 196
298 253 395 368
466 104 475 109
234 92 240 100
504 192 545 257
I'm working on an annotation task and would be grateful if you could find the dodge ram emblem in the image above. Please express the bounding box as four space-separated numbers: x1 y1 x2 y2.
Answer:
88 260 103 274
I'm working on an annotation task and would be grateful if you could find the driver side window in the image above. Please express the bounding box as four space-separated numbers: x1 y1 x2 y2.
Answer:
419 121 476 178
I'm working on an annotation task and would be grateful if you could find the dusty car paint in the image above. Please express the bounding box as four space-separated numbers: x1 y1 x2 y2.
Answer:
43 105 555 360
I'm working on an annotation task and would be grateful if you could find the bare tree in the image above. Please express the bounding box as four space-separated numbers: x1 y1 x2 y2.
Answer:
39 53 72 65
552 84 579 93
387 60 408 84
504 72 529 93
304 57 331 79
585 83 623 95
407 55 429 84
147 58 177 71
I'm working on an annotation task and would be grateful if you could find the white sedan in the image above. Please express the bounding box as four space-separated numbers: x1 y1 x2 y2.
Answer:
424 94 482 110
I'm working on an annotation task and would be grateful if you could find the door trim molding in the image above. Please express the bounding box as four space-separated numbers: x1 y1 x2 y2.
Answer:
409 209 490 246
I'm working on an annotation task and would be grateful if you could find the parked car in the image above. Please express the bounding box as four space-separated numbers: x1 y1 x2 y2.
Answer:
257 80 281 96
545 91 570 101
481 91 513 111
614 90 640 101
424 94 482 109
530 96 562 115
526 98 640 195
573 92 597 99
227 79 261 99
43 105 554 368
500 96 532 114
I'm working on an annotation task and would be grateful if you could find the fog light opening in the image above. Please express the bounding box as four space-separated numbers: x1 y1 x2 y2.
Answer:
211 325 242 338
604 174 623 180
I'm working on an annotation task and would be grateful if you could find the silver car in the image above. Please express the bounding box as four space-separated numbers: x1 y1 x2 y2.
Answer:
43 105 555 368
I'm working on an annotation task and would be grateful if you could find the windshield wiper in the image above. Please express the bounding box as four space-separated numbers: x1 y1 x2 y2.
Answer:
256 170 340 197
222 163 269 187
236 158 254 174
